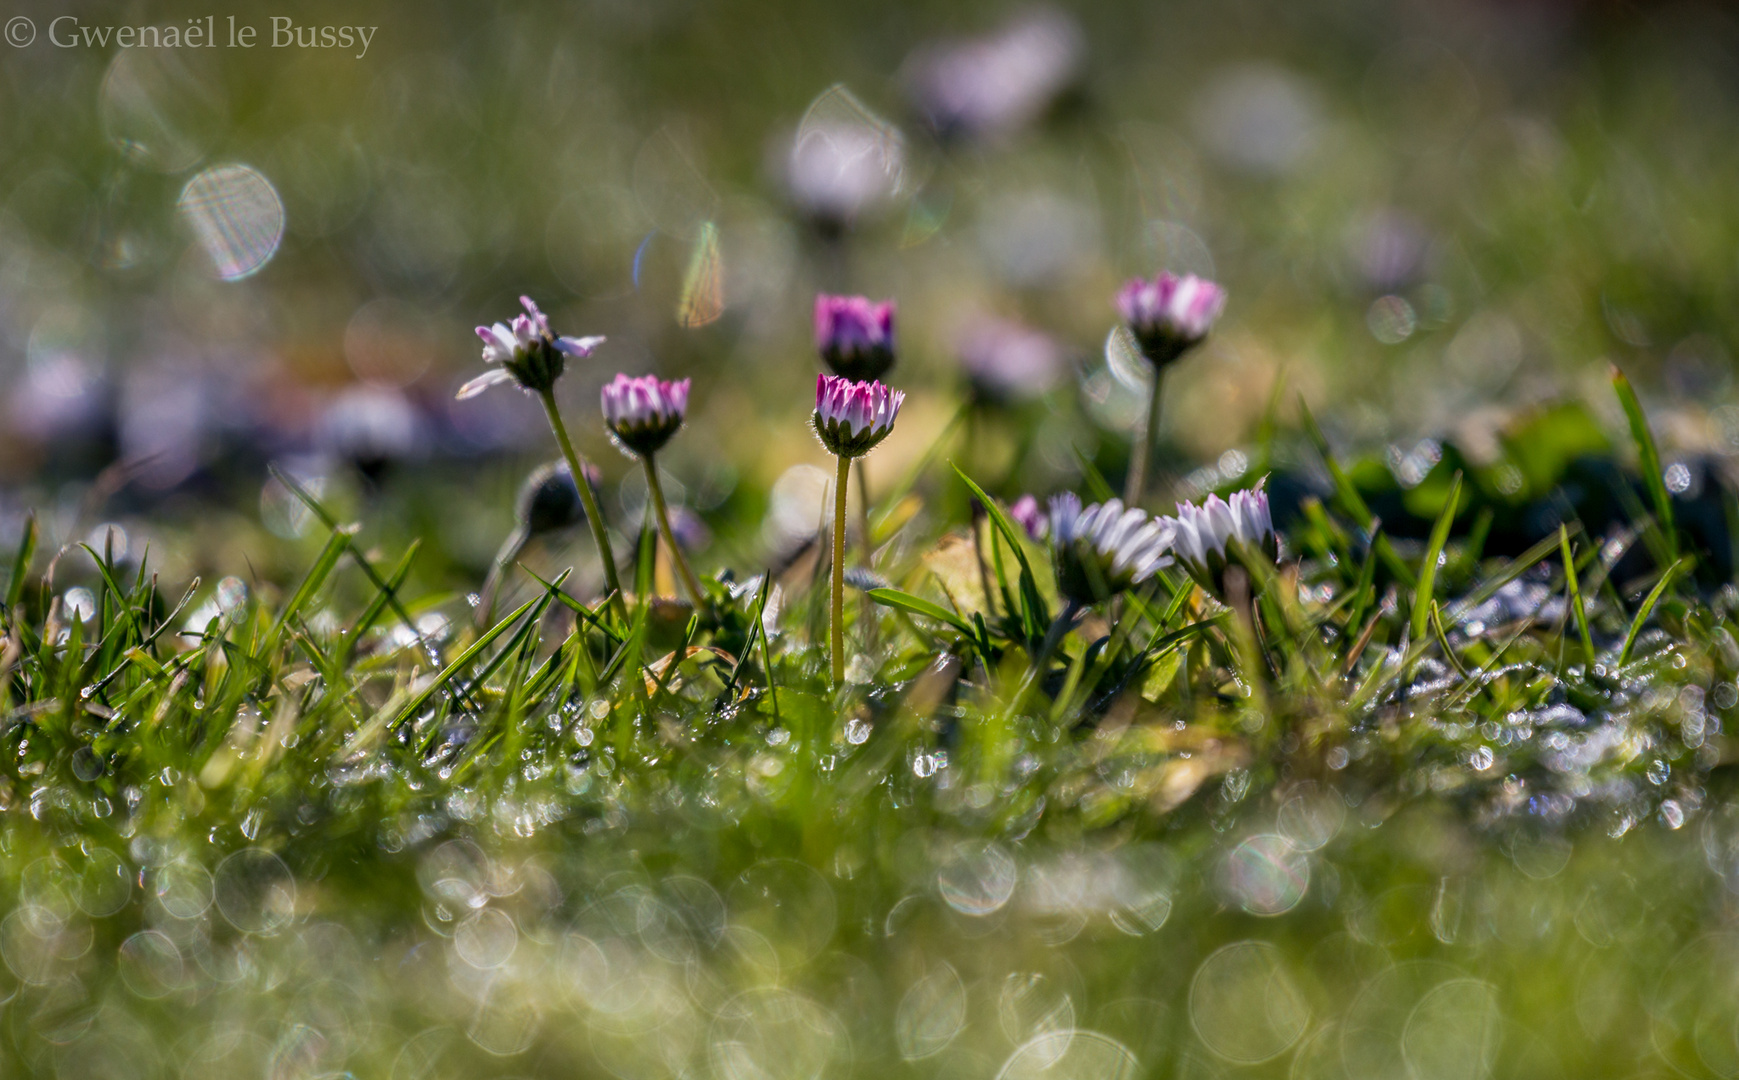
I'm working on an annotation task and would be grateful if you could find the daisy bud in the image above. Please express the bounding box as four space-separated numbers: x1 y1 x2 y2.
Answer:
1114 272 1226 366
600 374 690 458
1047 493 1174 606
461 295 604 400
1009 494 1048 541
814 294 896 382
813 374 903 459
1165 482 1277 593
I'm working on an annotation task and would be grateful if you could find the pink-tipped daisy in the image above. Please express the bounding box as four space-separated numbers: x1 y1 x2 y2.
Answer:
600 374 691 457
1114 272 1226 365
812 374 904 459
459 295 604 400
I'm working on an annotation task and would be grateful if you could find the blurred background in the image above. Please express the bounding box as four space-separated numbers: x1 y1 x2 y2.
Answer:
1 0 1737 597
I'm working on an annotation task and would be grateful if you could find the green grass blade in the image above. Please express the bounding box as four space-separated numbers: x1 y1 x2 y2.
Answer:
1411 472 1462 645
269 464 430 646
634 517 656 606
5 513 36 614
520 565 622 649
753 572 780 723
867 588 976 638
270 525 353 645
386 584 556 732
1559 525 1595 663
1441 525 1579 626
339 540 421 666
1611 364 1677 565
1298 398 1417 588
1343 523 1383 635
1071 446 1117 504
1616 559 1683 668
952 464 1049 631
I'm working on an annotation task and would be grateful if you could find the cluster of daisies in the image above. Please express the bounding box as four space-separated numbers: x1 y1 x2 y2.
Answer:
1012 485 1276 609
462 270 1271 668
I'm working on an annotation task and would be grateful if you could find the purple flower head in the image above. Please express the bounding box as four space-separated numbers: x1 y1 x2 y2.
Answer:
815 294 897 382
957 317 1063 404
1114 272 1226 366
1046 493 1174 605
600 374 690 458
813 374 904 458
1163 480 1276 593
1009 494 1048 541
460 295 604 400
785 103 906 232
906 8 1084 142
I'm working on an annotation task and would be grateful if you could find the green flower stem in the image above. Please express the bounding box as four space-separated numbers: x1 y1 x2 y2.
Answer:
831 453 852 687
537 388 625 621
1124 367 1165 507
642 453 705 607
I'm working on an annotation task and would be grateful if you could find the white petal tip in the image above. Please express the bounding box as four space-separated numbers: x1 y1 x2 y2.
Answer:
456 369 513 400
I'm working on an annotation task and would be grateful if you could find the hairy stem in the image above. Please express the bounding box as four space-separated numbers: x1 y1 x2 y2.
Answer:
1124 368 1165 507
537 389 625 620
642 454 705 607
831 453 852 687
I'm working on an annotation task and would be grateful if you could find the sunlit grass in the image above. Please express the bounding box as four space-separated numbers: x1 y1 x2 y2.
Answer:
0 362 1734 1077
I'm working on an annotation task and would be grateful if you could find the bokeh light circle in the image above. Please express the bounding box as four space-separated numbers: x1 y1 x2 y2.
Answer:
1219 834 1310 916
178 164 285 280
996 1029 1140 1080
1189 941 1309 1063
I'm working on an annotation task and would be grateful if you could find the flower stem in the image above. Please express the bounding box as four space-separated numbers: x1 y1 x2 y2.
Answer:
1124 367 1165 507
830 453 852 687
642 454 705 607
1004 599 1081 722
537 388 625 621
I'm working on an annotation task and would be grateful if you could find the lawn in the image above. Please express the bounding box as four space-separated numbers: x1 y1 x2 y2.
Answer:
2 1 1739 1077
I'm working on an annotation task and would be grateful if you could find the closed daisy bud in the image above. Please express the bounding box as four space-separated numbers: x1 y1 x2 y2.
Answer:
1047 493 1174 605
1165 481 1276 592
813 374 903 459
814 294 896 382
1114 272 1226 366
460 295 604 399
600 374 690 457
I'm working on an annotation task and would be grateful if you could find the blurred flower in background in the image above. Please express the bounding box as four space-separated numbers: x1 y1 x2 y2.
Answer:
957 315 1065 404
904 7 1084 142
0 0 1730 589
783 86 906 234
317 384 424 480
815 294 897 382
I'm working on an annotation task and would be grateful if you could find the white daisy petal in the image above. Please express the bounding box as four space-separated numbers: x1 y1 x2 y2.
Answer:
456 368 514 400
